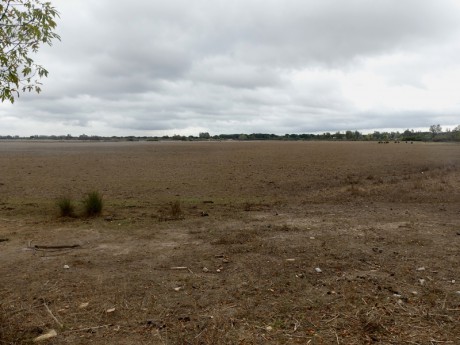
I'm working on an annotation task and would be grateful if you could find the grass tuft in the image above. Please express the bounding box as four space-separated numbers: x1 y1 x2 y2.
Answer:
82 191 103 217
170 200 183 219
57 196 75 217
158 200 183 221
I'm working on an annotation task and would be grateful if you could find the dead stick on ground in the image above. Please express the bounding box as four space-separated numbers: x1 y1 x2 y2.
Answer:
34 244 81 250
64 324 112 333
441 294 448 310
325 314 339 324
195 328 206 339
44 303 63 328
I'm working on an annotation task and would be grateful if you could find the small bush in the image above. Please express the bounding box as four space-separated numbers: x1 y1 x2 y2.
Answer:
82 191 103 217
159 200 183 221
170 200 183 219
57 196 75 217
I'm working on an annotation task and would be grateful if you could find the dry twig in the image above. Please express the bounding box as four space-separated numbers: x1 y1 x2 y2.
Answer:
63 324 112 333
43 303 63 328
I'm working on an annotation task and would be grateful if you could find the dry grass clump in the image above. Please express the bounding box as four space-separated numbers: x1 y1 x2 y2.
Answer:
57 191 104 218
56 196 75 217
158 200 184 221
170 200 183 219
82 191 104 217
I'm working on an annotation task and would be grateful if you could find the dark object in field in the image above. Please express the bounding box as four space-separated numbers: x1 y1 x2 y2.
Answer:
33 244 80 249
0 238 9 242
27 241 81 251
144 320 166 329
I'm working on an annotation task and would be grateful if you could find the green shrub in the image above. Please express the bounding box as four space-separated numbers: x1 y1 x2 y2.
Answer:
82 191 103 217
57 196 75 217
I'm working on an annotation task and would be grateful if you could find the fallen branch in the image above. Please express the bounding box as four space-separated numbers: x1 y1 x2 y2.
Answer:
63 324 112 333
43 303 63 328
34 244 81 250
27 240 81 250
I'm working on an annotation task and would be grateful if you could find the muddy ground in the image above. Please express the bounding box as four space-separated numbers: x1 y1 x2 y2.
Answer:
0 140 459 344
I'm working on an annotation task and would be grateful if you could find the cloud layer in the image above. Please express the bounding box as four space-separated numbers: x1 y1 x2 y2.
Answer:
2 0 460 135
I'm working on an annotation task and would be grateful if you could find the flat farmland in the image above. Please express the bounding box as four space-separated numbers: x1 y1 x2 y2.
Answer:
0 141 459 344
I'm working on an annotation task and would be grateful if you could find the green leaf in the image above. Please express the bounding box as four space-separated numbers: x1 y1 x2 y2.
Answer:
0 0 60 103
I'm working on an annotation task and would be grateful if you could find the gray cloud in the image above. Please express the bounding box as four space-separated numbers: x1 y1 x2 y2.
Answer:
2 0 460 135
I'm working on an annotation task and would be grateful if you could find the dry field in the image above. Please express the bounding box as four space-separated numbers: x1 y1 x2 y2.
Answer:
0 140 459 344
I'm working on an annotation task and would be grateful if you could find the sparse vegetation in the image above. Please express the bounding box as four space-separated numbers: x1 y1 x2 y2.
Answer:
0 141 459 344
56 196 75 217
82 191 103 217
158 200 184 221
170 200 183 219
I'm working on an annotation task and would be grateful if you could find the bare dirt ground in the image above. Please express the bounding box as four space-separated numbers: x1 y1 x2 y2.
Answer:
0 140 459 344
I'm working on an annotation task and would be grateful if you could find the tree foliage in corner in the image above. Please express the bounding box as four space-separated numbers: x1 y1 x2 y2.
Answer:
0 0 59 103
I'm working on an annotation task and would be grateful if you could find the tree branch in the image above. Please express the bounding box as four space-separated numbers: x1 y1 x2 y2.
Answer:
0 0 12 23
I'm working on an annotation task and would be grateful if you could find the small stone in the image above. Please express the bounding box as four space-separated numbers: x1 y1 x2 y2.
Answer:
309 237 315 240
106 307 116 313
286 258 295 262
174 287 182 292
202 267 209 273
416 267 425 271
63 265 70 269
419 279 426 286
315 267 322 273
266 326 273 331
411 291 418 295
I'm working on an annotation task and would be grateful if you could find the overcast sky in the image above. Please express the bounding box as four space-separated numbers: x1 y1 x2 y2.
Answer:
2 0 460 136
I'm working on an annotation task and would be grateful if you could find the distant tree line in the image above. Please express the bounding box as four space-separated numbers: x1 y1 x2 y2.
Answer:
1 125 460 142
